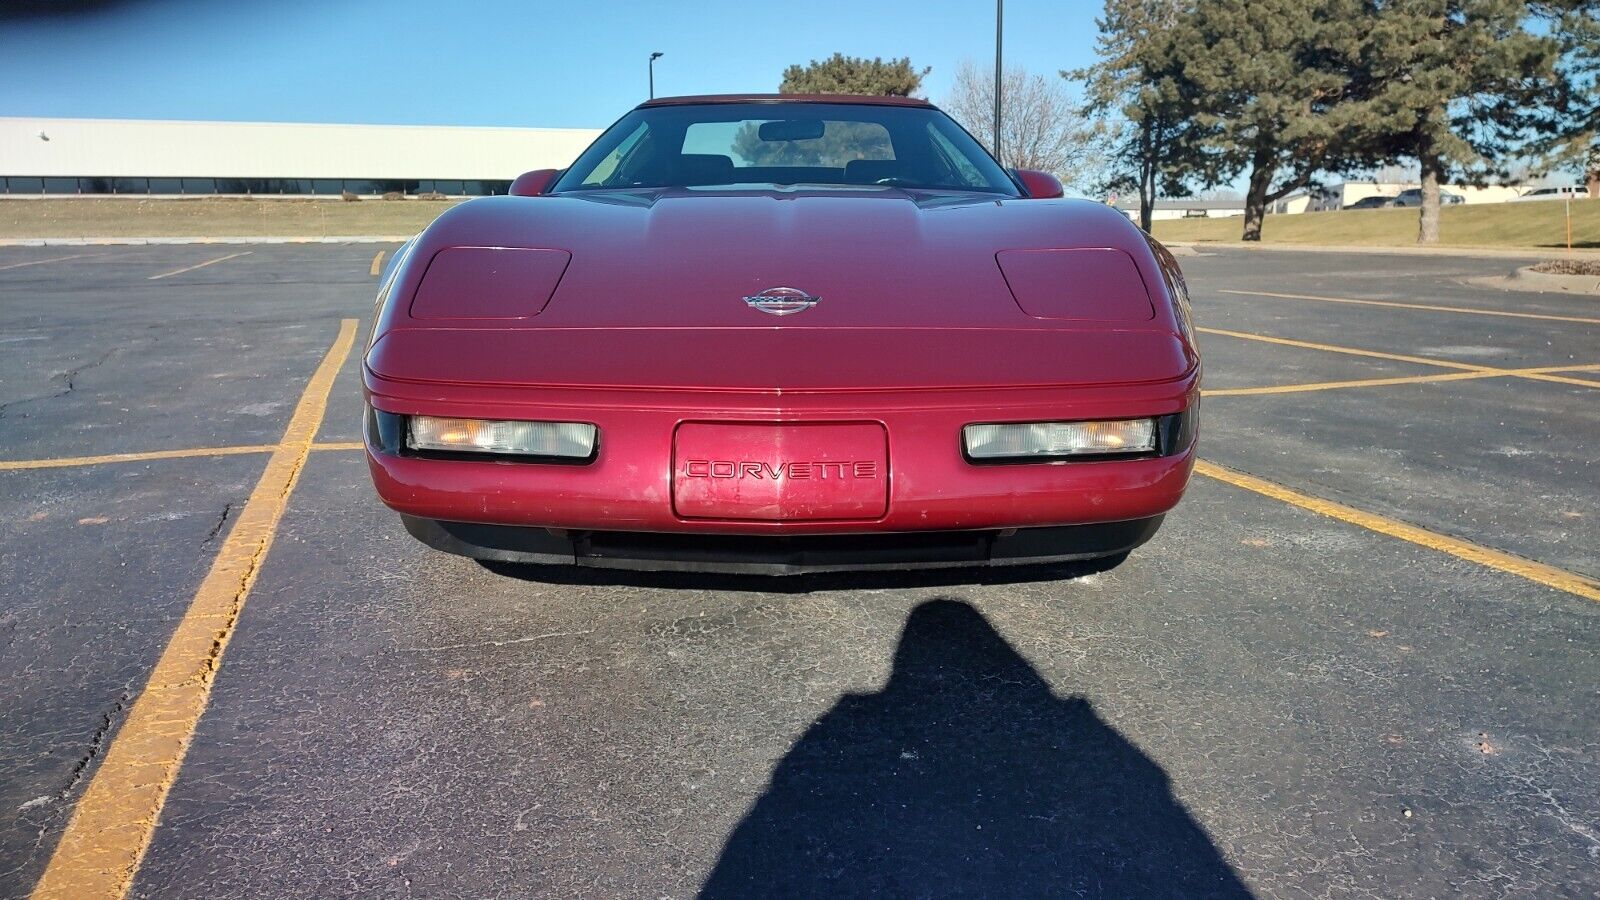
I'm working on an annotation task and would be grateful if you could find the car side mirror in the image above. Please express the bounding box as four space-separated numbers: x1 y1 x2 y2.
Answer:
1012 169 1064 199
510 169 561 197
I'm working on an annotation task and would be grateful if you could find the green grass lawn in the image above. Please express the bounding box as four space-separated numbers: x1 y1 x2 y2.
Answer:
0 197 464 239
3 195 1596 250
1151 199 1599 250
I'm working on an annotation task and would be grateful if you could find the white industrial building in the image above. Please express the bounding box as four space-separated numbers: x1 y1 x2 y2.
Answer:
1111 199 1247 220
1115 178 1555 221
0 117 603 197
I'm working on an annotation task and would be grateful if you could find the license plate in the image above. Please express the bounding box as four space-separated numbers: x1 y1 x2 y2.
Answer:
672 423 888 521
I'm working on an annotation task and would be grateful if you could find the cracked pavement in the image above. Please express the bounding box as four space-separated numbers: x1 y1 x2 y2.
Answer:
0 243 1596 898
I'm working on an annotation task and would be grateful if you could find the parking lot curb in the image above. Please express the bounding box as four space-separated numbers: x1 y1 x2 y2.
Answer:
0 235 411 246
1508 265 1600 295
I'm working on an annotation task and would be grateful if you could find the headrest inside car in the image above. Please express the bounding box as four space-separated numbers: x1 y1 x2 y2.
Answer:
675 154 735 187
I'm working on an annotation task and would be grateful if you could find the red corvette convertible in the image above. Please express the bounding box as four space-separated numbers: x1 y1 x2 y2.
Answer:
363 94 1199 574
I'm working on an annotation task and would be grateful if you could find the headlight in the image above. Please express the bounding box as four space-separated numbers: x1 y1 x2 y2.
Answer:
963 419 1156 460
407 416 596 459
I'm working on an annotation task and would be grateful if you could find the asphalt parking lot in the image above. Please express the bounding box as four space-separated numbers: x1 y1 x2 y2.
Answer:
1 242 1596 899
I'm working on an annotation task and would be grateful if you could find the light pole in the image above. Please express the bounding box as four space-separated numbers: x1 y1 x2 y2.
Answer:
649 51 664 99
993 0 1003 165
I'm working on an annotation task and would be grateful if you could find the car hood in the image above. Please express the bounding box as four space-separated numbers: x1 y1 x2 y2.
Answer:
406 189 1175 329
369 189 1195 391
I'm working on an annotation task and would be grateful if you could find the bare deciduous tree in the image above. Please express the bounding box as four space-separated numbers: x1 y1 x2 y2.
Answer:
944 60 1100 188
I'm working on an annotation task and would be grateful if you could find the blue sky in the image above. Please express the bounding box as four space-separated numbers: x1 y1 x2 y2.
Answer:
0 0 1103 129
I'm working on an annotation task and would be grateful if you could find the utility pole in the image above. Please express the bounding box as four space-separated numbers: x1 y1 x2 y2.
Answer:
649 51 664 99
993 0 1003 165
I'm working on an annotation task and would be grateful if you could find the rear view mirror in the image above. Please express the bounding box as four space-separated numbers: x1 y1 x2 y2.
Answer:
758 119 826 142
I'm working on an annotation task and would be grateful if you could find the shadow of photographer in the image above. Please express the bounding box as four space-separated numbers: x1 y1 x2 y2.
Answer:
700 598 1252 899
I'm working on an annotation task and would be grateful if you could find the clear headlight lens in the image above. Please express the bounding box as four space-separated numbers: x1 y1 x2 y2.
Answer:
407 416 596 458
963 419 1156 460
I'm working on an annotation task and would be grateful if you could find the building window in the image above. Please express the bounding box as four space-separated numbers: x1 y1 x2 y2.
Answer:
462 180 512 196
148 178 183 194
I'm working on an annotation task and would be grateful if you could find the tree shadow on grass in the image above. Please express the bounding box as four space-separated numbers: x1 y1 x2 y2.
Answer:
700 599 1252 899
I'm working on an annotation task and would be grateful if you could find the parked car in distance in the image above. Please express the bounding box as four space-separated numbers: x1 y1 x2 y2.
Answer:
1514 186 1590 202
1345 196 1393 210
1391 188 1464 207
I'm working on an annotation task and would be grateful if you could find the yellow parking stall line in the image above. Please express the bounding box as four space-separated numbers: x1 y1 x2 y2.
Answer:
1204 363 1600 397
1472 369 1600 389
1200 325 1507 371
1197 326 1600 389
1194 460 1600 604
0 252 111 272
0 441 364 473
1218 288 1600 326
31 319 358 900
369 250 385 277
146 251 252 281
0 445 277 471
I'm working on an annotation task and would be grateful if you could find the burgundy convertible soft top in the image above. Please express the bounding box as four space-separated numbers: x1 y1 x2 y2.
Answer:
637 93 934 108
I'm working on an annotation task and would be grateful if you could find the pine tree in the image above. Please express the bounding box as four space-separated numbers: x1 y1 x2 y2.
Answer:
1074 0 1201 231
1350 1 1564 242
1531 1 1599 195
778 54 929 97
1175 0 1367 240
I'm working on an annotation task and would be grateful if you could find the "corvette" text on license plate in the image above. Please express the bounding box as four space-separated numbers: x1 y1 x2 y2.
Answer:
682 460 879 479
672 423 889 521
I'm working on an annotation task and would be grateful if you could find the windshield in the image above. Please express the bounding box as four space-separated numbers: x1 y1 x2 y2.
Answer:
551 102 1020 196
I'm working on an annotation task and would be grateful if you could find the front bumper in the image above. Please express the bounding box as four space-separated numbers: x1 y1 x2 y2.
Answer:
402 515 1165 575
364 366 1198 538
